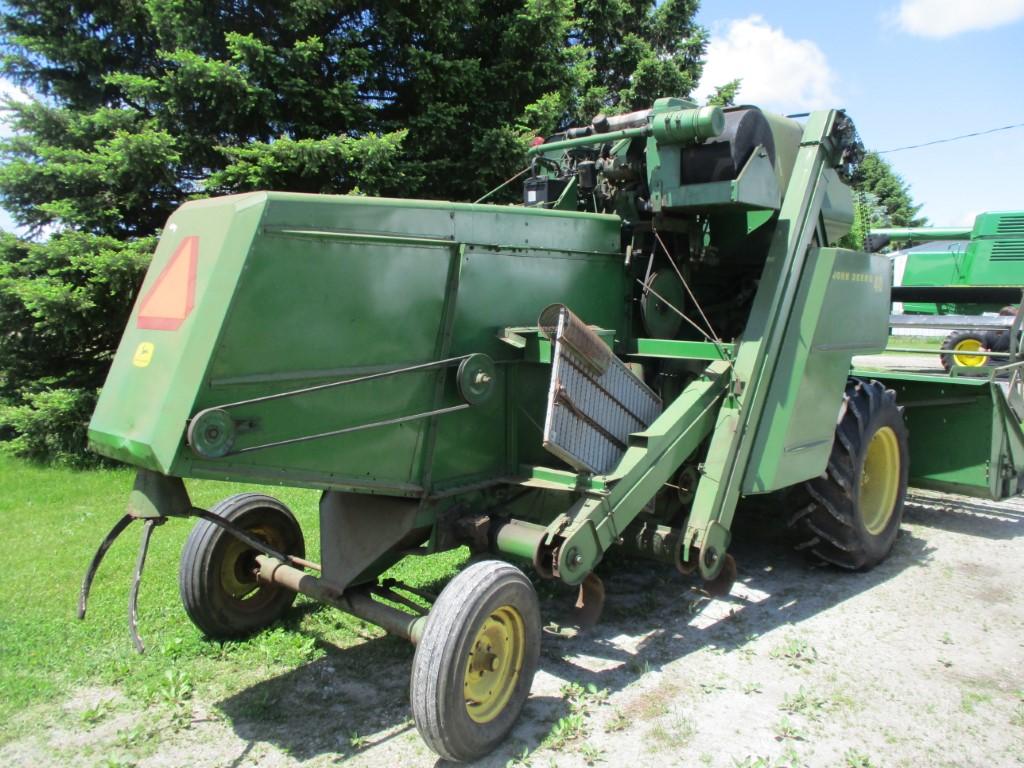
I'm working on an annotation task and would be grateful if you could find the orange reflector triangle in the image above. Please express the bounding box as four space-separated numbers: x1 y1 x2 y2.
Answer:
137 236 198 331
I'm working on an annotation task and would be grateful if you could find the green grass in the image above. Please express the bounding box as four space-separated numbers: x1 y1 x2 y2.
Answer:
882 334 943 356
0 454 467 744
885 335 943 350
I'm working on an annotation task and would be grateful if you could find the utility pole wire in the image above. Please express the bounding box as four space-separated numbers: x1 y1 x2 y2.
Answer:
877 122 1024 154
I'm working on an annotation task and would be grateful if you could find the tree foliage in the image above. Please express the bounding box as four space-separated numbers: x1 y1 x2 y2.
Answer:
841 151 926 249
0 0 708 463
706 78 741 107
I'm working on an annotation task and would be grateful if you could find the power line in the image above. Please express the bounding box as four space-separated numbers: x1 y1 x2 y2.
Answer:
877 122 1024 154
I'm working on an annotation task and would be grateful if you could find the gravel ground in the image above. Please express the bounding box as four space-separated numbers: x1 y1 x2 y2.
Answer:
4 489 1023 768
853 353 944 372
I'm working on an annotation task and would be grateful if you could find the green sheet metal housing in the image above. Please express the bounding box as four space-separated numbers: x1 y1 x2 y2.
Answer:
744 247 891 493
89 192 629 496
896 210 1024 314
857 370 1024 500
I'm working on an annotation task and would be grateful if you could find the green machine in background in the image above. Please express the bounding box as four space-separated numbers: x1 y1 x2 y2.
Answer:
80 99 1024 761
865 212 1024 499
877 210 1024 297
875 211 1024 369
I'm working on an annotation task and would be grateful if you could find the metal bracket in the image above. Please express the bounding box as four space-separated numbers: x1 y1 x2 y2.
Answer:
79 471 314 653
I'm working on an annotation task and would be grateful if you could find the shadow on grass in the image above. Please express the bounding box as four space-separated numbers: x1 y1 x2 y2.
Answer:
212 502 962 766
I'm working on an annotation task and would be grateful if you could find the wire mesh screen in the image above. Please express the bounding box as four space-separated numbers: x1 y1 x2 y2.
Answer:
540 304 662 475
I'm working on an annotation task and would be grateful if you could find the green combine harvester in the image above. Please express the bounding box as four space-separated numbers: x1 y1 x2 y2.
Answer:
79 99 1024 761
875 211 1024 370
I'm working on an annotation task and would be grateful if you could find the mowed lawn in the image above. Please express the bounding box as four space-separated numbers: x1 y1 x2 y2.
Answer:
0 454 467 745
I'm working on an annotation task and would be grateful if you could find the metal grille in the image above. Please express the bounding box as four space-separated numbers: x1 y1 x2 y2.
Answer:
992 241 1024 260
996 214 1024 236
541 304 662 475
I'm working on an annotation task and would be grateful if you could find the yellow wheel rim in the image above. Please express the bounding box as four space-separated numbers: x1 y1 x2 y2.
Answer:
859 426 900 535
952 338 985 367
464 605 525 724
219 524 279 600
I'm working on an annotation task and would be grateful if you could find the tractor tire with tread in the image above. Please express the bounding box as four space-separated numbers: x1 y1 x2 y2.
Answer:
179 493 304 639
411 559 541 762
787 377 909 570
940 330 989 371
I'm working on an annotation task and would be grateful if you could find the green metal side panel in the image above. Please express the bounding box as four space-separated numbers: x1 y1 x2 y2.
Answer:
89 192 628 495
964 239 1024 285
900 211 1024 289
902 249 966 286
972 211 1024 239
743 248 890 493
89 193 268 473
819 168 855 246
860 371 1024 500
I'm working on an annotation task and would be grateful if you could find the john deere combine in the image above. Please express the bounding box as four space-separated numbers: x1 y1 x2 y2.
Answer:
875 211 1024 370
80 99 1024 761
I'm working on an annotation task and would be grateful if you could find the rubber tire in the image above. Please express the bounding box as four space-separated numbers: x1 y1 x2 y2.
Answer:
940 330 989 371
179 493 304 639
410 560 541 763
787 378 909 570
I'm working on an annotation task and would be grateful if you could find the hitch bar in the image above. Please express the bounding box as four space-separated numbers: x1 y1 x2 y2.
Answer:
77 506 304 653
78 501 428 651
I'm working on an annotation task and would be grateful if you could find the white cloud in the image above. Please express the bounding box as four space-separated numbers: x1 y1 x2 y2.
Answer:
696 16 839 115
0 78 31 141
0 78 30 105
894 0 1024 38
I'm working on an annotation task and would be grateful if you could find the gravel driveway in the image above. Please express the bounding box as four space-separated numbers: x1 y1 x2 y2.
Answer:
5 489 1023 768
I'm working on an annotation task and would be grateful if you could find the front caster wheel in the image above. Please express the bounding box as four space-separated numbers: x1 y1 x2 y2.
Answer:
179 493 305 639
411 560 541 762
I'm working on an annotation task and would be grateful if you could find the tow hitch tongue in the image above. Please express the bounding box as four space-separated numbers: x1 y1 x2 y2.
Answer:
79 511 167 652
77 470 295 652
77 506 295 653
78 469 433 651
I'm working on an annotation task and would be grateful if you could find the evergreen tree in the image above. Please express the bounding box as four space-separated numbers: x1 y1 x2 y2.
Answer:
841 151 926 249
0 0 708 463
706 78 741 107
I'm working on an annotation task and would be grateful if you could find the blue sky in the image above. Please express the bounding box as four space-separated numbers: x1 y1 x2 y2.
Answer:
693 0 1024 226
1 1 1021 230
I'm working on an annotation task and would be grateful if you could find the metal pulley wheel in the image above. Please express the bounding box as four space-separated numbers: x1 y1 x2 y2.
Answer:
676 464 700 506
188 408 236 458
641 270 687 338
457 353 496 405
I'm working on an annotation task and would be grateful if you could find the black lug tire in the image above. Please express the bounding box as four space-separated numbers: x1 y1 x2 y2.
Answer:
411 560 541 763
787 378 909 570
179 493 305 639
940 330 989 371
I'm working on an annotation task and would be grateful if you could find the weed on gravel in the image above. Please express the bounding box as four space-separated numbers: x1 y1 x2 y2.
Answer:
769 635 819 669
842 748 879 768
646 714 696 751
779 687 830 720
541 682 608 750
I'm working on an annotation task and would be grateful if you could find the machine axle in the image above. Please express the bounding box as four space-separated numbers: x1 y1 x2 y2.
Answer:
254 555 427 643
